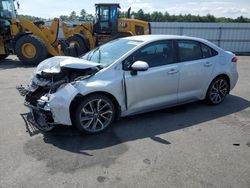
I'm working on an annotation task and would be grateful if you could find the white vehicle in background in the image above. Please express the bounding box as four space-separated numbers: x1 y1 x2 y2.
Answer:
17 35 239 134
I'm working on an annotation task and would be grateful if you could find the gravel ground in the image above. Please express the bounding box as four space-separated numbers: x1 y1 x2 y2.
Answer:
0 55 249 188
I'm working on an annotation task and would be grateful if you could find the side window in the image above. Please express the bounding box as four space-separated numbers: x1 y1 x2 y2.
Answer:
100 6 109 21
201 43 218 58
177 40 202 62
124 40 175 69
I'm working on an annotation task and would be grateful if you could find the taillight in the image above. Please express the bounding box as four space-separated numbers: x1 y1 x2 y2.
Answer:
232 57 238 63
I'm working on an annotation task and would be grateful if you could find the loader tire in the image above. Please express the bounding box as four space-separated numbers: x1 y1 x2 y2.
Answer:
66 34 88 56
0 55 8 60
67 44 78 57
15 35 48 65
59 40 70 56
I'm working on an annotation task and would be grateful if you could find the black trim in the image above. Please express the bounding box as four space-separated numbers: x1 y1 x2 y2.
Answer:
199 42 218 58
148 23 152 34
122 74 128 110
51 20 59 45
95 3 120 8
174 39 218 63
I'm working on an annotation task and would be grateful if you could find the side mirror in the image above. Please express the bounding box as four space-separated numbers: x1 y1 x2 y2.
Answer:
131 61 149 72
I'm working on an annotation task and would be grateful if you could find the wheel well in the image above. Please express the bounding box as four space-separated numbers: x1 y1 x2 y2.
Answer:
12 32 28 52
13 32 30 43
211 74 231 93
69 92 121 123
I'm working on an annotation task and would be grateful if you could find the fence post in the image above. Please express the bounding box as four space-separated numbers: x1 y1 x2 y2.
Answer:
218 27 222 47
180 27 184 35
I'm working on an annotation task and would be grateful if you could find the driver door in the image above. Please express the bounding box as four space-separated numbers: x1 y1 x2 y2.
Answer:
123 40 180 114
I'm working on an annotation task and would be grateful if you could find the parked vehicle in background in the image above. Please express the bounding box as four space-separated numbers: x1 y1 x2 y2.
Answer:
1 1 150 65
17 35 238 134
62 3 151 55
0 0 90 64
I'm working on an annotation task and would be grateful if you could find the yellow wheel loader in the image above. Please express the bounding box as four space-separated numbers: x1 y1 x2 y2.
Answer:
62 3 151 54
0 0 82 64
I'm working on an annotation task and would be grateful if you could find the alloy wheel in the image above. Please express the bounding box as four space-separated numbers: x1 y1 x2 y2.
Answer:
79 99 113 132
209 78 228 104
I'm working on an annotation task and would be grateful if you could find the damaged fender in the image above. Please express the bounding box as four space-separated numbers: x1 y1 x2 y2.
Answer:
49 83 79 125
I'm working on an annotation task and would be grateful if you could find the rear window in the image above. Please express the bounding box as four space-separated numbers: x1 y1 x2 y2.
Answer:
201 43 218 58
177 40 202 62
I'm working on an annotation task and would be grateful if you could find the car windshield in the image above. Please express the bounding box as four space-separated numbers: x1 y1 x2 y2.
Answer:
0 0 16 19
82 39 142 67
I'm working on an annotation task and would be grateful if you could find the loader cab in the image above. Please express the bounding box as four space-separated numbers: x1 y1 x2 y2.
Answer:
94 3 120 35
0 0 16 19
0 0 16 35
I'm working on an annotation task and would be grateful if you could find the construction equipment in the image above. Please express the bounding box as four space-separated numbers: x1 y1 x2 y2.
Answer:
0 0 81 64
62 3 151 54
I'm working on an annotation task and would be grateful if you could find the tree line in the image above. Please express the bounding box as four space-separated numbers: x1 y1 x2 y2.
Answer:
17 9 94 22
18 9 250 23
129 9 250 23
59 9 94 21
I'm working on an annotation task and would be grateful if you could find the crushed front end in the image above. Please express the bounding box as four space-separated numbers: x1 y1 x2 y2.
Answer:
17 83 57 131
17 56 100 131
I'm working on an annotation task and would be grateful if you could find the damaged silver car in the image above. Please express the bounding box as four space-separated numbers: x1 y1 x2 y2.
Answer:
17 35 238 134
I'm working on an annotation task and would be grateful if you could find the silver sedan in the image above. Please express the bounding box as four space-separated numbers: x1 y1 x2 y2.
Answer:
18 35 239 134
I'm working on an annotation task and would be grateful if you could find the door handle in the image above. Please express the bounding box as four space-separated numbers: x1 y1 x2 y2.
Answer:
204 62 212 67
168 69 179 74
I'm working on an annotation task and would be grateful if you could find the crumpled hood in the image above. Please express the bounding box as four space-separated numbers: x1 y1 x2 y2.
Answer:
35 56 99 75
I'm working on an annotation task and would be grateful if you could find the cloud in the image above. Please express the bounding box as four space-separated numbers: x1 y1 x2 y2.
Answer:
17 0 250 18
126 0 142 3
165 1 250 18
125 0 249 18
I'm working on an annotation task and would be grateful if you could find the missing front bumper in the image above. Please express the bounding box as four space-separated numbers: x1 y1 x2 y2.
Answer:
16 85 30 96
24 102 55 132
17 83 79 126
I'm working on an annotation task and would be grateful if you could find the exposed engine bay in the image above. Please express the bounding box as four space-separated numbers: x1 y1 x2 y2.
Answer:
17 56 101 131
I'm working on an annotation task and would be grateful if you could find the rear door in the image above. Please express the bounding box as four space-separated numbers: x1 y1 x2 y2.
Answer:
176 40 217 102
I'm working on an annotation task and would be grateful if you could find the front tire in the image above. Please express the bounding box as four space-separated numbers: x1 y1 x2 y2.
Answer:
206 77 229 105
15 35 48 65
72 94 115 134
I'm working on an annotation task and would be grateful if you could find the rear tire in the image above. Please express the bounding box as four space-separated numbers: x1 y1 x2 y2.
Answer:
72 94 115 134
0 54 8 60
66 34 88 56
205 77 229 105
15 35 48 65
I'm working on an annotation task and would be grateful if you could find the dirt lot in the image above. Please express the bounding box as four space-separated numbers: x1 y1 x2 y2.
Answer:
0 56 249 188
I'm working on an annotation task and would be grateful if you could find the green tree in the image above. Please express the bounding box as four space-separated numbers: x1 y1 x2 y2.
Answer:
86 14 94 21
22 9 250 23
80 9 86 20
59 15 69 21
206 14 216 22
136 9 146 21
235 16 249 23
18 14 45 21
69 11 77 20
151 11 164 22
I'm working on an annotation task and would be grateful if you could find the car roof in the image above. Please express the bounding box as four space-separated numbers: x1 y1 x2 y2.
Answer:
125 34 206 43
124 34 223 52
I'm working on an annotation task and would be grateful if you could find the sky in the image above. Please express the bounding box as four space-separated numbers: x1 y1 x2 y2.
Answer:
17 0 250 19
